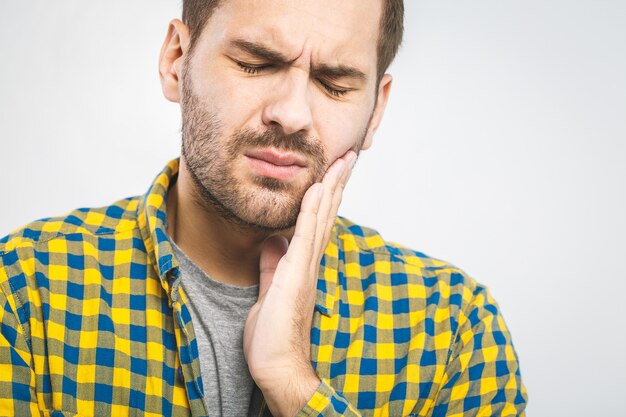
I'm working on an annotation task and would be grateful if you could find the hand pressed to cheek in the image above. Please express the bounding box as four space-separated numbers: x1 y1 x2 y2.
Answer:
243 149 357 417
265 149 356 304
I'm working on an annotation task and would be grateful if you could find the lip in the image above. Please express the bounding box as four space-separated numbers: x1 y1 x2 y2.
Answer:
245 148 307 167
244 148 307 181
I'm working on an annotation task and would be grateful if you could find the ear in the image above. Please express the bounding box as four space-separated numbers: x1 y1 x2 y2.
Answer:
159 19 191 103
361 74 393 151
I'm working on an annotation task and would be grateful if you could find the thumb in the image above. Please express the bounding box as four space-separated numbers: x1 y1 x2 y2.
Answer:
258 235 289 299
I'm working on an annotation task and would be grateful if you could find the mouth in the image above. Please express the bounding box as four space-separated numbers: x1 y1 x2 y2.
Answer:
244 148 308 181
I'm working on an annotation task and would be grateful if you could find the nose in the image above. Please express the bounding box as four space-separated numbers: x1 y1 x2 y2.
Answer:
261 70 313 135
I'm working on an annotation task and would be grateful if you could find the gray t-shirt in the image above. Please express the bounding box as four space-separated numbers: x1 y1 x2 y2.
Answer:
170 239 266 417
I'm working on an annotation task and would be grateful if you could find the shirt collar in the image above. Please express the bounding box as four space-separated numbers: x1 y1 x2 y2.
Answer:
136 158 338 316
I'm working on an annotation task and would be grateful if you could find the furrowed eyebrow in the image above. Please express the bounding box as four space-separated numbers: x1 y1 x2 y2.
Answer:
229 38 368 82
312 64 367 82
229 39 291 64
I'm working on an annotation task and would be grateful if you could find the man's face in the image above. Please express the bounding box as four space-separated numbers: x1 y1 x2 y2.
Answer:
179 0 384 231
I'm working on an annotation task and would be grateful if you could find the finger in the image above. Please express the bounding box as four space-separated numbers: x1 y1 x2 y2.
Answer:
313 158 348 262
282 182 324 276
258 235 289 300
318 151 357 263
313 151 358 268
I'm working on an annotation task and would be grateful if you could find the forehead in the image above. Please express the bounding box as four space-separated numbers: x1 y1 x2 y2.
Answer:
204 0 382 68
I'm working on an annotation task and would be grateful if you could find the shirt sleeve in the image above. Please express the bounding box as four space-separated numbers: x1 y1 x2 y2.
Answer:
429 285 528 416
294 378 362 417
295 284 528 417
0 281 41 416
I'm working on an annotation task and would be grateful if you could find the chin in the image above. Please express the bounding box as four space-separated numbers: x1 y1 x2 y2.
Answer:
230 186 302 231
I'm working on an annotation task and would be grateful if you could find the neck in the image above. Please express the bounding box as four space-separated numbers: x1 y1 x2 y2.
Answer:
166 161 292 287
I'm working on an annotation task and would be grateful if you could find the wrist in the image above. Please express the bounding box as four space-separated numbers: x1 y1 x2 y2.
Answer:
260 368 321 417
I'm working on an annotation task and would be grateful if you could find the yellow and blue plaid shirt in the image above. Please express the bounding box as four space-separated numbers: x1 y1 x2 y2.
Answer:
0 159 527 416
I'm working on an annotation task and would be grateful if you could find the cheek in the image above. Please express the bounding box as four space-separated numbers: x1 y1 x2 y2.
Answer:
191 66 264 133
315 106 370 161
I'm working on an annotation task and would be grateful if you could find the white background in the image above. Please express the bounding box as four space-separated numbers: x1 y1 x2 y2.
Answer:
1 1 625 416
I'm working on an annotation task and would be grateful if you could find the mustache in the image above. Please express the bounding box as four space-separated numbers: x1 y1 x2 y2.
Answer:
227 126 327 164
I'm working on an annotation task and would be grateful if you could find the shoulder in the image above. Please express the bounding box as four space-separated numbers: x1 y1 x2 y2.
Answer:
333 217 512 351
335 215 481 292
0 196 141 259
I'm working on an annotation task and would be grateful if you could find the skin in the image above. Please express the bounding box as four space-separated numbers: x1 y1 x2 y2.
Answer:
158 0 393 415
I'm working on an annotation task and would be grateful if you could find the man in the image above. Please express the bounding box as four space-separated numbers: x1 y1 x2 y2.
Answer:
0 0 527 416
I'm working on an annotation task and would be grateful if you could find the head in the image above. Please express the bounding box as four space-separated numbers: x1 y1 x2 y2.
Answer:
159 0 404 231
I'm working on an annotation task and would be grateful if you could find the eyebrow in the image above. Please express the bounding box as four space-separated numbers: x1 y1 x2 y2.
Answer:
230 39 291 64
229 39 368 82
311 64 367 82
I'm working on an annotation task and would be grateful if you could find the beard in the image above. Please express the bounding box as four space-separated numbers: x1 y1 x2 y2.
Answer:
180 74 332 232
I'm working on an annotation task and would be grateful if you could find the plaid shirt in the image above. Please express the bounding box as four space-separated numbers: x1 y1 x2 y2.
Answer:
0 159 527 416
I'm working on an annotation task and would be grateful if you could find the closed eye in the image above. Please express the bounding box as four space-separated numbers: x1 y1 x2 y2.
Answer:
236 61 270 75
236 59 350 98
319 80 349 98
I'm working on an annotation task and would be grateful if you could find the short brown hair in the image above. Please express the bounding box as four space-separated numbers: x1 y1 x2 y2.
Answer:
182 0 404 82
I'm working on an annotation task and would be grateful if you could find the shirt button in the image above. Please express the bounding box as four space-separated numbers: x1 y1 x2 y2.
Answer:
177 366 184 381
